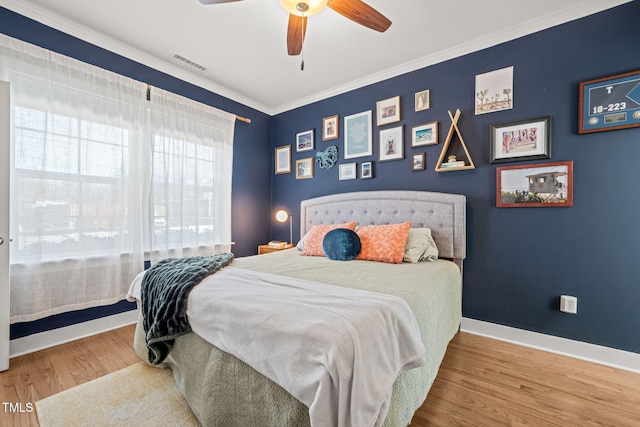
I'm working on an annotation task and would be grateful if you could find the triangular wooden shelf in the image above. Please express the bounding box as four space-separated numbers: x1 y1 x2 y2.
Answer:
435 109 476 172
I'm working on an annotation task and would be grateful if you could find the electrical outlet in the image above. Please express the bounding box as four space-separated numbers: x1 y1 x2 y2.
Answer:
560 295 577 314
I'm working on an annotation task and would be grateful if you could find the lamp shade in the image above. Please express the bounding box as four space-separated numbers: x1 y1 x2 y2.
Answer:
275 209 289 223
278 0 328 16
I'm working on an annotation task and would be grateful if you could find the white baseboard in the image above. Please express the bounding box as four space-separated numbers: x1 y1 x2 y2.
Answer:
9 309 138 359
461 317 640 374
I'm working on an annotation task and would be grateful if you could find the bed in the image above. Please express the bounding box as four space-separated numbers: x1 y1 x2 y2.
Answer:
129 190 466 426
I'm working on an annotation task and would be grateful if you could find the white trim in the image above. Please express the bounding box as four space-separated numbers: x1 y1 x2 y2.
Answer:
0 0 632 115
0 81 10 372
9 310 138 359
461 317 640 374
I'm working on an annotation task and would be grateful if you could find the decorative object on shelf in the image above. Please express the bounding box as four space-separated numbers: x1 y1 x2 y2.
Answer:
435 109 475 172
315 145 338 169
339 163 357 180
411 121 438 147
490 116 551 164
379 125 404 162
322 115 339 140
361 161 373 179
296 157 314 179
496 161 573 208
475 66 513 115
412 152 426 171
274 144 292 174
578 69 640 134
275 209 294 246
296 129 314 152
344 110 372 159
376 95 401 126
415 90 430 112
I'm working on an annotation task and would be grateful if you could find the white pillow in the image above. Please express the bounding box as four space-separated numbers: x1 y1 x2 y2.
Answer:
403 228 438 262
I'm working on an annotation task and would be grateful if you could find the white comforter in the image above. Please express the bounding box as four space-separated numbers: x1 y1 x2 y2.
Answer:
129 266 426 427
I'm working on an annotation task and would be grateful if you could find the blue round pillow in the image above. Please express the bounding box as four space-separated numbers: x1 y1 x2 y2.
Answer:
322 228 361 261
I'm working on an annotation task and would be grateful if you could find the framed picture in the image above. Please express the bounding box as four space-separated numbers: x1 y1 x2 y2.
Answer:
415 90 430 111
344 110 373 159
411 121 438 147
274 145 291 174
339 163 357 180
376 96 401 126
496 161 573 208
578 69 640 134
412 152 426 171
361 161 373 179
475 66 513 115
296 129 314 152
379 125 404 162
490 116 551 164
296 157 314 179
322 115 339 140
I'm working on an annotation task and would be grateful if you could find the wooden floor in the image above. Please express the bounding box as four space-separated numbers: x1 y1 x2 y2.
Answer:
1 327 639 426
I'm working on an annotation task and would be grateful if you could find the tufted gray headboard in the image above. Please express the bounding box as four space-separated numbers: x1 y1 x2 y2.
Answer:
300 190 466 269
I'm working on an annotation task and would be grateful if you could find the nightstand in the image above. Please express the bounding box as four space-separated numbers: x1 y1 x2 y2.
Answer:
258 244 294 255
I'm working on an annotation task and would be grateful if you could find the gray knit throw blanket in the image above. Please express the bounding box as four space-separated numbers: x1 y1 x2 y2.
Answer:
141 253 235 364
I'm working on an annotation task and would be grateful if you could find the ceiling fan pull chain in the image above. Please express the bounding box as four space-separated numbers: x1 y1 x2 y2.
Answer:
300 9 305 71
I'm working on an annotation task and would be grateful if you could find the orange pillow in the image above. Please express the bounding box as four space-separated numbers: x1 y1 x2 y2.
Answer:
303 222 357 256
356 222 411 264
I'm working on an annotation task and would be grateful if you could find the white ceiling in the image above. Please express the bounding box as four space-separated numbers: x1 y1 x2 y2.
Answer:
1 0 631 115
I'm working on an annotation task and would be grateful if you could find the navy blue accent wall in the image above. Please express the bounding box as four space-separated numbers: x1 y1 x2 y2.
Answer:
1 7 272 338
272 2 640 353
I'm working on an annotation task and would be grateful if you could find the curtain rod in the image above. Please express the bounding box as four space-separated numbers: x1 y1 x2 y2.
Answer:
146 84 251 124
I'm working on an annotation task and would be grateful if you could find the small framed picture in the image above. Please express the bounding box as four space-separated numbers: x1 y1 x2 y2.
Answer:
412 152 426 171
361 161 373 179
490 116 551 164
415 90 430 111
322 115 339 140
296 157 314 179
296 129 314 152
339 163 357 180
496 161 573 208
274 145 291 174
376 96 401 126
379 125 404 162
411 121 438 147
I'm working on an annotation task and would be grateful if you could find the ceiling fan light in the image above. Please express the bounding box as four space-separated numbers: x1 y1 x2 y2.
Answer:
278 0 328 16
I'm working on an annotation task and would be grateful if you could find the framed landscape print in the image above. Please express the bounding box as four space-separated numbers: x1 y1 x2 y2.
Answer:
376 96 401 126
379 125 404 162
344 110 373 159
339 163 357 180
322 115 339 140
412 152 426 171
496 161 573 208
296 129 314 152
361 161 373 179
490 116 551 164
274 145 291 174
411 121 438 147
475 66 513 115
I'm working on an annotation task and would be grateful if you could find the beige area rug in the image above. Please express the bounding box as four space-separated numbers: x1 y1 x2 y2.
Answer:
36 362 200 426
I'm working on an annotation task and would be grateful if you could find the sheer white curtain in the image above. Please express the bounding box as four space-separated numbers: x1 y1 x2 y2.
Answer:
147 87 235 262
0 34 235 323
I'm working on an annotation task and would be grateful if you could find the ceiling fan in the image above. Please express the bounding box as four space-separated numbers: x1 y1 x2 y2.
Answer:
198 0 391 56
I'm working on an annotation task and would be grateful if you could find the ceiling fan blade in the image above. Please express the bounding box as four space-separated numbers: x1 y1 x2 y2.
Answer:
327 0 391 32
198 0 243 4
287 14 308 56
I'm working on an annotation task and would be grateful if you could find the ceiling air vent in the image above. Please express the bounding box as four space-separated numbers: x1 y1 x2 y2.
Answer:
172 54 207 72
